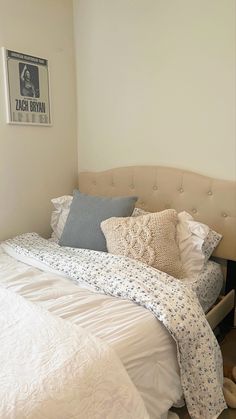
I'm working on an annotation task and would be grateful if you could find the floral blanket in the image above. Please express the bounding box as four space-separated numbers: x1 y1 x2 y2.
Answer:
2 233 227 419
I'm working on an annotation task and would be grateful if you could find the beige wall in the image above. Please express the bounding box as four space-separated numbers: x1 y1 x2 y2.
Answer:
1 1 235 241
74 0 236 181
0 0 77 240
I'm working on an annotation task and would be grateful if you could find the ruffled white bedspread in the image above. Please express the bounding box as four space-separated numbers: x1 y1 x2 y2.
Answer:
0 285 149 419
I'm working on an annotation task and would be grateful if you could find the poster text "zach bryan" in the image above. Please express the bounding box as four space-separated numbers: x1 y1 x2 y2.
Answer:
15 99 46 113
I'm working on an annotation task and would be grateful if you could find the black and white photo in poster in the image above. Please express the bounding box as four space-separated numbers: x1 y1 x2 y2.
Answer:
2 48 51 125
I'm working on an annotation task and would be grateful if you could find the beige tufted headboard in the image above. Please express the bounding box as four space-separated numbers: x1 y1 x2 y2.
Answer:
79 166 236 262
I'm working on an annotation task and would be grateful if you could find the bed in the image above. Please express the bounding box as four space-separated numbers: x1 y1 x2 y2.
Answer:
0 165 235 419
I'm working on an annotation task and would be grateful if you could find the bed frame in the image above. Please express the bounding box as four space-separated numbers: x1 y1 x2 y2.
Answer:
79 166 236 330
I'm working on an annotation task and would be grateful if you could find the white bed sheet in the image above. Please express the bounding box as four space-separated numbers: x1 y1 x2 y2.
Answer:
0 247 183 419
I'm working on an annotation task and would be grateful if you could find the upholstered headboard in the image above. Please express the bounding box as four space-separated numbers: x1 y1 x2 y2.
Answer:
79 166 236 262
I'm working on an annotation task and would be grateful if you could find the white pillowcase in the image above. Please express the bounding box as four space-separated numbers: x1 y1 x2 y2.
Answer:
50 195 73 240
176 211 209 278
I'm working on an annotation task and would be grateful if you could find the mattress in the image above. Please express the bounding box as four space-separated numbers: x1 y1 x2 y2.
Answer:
0 246 183 419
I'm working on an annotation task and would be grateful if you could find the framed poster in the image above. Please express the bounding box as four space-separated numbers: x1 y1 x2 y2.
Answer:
2 48 52 125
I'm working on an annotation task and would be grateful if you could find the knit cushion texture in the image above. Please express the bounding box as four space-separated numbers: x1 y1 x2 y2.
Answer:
101 209 183 278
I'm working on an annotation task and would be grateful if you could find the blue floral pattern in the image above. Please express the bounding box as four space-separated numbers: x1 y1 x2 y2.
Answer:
202 230 222 262
3 233 226 419
184 260 223 313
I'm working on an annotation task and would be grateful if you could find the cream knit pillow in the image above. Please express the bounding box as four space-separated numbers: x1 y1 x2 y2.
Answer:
101 209 183 279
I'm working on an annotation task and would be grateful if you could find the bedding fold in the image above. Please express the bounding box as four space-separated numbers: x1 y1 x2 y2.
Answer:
2 233 227 419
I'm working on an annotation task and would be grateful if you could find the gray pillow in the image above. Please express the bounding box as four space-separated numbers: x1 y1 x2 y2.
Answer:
59 190 137 252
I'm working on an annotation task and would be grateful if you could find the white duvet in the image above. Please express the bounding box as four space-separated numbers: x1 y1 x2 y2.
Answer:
0 285 149 419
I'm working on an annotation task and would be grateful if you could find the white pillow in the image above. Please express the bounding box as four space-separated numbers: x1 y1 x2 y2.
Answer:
176 212 209 278
50 195 72 240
